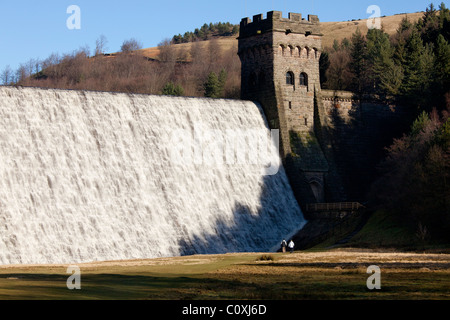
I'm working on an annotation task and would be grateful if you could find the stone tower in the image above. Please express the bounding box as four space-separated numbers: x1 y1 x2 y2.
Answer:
238 11 329 204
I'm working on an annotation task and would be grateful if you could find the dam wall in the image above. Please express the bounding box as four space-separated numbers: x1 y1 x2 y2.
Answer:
0 86 305 265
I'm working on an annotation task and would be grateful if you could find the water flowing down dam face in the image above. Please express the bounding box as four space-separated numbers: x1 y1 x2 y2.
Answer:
0 86 305 265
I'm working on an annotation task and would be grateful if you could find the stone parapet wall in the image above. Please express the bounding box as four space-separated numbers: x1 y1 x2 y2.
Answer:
239 11 321 40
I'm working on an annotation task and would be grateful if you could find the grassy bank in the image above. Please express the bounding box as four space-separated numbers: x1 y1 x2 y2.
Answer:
320 210 450 252
0 250 449 300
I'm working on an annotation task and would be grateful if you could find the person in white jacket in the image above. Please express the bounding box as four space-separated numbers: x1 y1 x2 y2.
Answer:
288 240 295 253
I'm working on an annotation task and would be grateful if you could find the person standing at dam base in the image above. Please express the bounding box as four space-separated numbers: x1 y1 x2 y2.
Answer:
281 239 287 253
288 240 295 253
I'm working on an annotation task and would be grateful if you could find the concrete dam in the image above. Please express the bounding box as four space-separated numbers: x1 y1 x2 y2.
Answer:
0 86 305 265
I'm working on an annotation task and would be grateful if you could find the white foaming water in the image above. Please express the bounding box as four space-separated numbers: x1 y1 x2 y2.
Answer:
0 86 305 265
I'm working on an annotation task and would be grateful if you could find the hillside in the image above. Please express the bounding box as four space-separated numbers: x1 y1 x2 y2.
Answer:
10 9 438 100
140 37 236 62
320 11 424 47
140 12 425 60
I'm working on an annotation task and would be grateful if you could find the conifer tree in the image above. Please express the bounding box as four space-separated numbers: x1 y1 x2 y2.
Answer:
439 2 450 40
401 30 435 109
366 28 393 93
162 82 184 96
419 3 440 44
204 72 220 98
435 34 450 98
350 28 367 93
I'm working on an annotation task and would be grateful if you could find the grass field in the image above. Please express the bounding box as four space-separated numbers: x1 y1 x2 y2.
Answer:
0 249 449 300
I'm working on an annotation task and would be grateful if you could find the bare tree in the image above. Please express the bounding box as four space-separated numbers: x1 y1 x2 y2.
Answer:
158 38 179 62
325 50 353 90
189 40 209 94
42 53 60 69
157 38 178 81
79 45 91 58
95 35 108 56
222 42 241 98
34 59 42 74
206 38 222 70
1 65 13 85
15 64 28 83
26 59 36 77
121 38 143 53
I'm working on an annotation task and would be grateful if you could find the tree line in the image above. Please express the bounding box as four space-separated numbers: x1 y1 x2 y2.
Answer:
320 3 450 243
371 108 450 243
321 2 450 114
373 4 450 244
172 22 239 44
1 35 142 86
2 35 241 99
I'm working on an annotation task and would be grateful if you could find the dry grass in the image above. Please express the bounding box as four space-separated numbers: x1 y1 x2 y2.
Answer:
139 38 237 61
0 249 448 300
320 12 424 48
138 12 425 61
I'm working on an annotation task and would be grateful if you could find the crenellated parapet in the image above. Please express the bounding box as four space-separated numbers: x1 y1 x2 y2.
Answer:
239 11 321 39
238 11 322 61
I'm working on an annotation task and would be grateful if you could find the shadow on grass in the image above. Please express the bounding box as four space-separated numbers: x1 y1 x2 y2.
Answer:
1 268 448 300
0 273 274 300
0 272 376 300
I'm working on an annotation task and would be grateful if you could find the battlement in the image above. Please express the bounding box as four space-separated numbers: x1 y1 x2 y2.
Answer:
239 11 321 39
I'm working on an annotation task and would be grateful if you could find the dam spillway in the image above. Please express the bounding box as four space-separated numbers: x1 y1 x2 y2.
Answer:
0 86 305 265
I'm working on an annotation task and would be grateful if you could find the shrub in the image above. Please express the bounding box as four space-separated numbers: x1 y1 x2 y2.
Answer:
256 254 275 261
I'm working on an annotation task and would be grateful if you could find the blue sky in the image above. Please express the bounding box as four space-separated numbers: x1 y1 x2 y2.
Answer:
0 0 440 74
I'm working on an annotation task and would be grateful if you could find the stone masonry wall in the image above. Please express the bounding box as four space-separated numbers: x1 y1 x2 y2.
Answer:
318 90 412 201
273 31 321 134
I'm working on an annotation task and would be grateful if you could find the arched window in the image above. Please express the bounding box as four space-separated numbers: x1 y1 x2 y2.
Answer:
300 72 308 87
286 72 294 85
